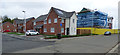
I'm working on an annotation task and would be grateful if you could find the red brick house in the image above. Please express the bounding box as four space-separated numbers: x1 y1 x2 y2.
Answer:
13 17 35 33
2 22 16 32
33 14 47 34
33 7 77 35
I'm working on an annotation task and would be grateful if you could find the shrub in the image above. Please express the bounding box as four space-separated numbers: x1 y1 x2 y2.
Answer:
44 34 98 39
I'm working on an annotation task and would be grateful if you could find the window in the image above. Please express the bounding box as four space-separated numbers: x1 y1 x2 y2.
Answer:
49 19 51 23
44 20 47 24
51 28 54 33
7 26 9 28
24 24 26 26
54 18 57 23
61 19 64 23
44 28 47 32
74 28 76 32
73 19 74 23
34 22 36 25
61 28 64 33
15 29 16 31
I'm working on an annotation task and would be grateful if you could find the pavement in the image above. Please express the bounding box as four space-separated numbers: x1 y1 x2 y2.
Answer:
12 34 118 53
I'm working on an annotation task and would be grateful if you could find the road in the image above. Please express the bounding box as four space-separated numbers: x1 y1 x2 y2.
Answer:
2 33 55 53
14 34 118 53
55 34 118 53
2 33 118 54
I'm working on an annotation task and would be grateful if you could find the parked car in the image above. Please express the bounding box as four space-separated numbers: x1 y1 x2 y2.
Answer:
4 30 10 32
26 30 39 36
104 31 111 35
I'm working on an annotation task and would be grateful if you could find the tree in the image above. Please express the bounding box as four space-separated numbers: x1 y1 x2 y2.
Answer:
3 15 9 20
2 15 13 23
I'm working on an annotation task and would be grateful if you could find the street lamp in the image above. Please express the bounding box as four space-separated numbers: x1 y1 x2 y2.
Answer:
91 11 94 36
22 11 26 36
91 9 97 36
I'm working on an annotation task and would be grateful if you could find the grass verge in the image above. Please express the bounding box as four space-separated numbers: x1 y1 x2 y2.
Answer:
7 32 25 35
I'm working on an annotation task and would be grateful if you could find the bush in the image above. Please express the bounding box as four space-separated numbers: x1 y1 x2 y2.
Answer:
44 34 98 39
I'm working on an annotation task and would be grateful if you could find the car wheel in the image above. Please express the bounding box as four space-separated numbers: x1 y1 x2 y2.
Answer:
37 33 39 35
29 34 31 35
26 34 29 36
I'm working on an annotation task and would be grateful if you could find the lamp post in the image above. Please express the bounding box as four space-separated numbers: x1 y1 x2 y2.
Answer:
91 9 97 36
22 11 26 36
91 11 94 36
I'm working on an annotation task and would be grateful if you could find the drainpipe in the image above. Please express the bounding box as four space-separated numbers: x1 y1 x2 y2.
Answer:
69 18 70 35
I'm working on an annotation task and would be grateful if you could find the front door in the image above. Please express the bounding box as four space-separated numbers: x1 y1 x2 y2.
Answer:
36 28 40 33
66 28 69 35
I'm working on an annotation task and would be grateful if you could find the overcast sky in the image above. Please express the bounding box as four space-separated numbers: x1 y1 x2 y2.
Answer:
0 0 119 29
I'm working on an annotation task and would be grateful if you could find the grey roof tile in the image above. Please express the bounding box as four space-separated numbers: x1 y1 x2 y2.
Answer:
52 7 75 18
14 17 35 24
33 14 48 22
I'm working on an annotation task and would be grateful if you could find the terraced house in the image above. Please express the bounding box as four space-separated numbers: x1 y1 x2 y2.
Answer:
33 7 77 35
13 17 35 33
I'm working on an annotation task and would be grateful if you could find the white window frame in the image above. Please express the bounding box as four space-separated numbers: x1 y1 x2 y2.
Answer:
61 28 64 33
54 18 57 23
14 25 16 27
48 19 51 23
61 19 64 23
44 20 47 24
15 29 16 31
44 28 47 32
7 26 9 28
34 22 36 25
51 28 54 33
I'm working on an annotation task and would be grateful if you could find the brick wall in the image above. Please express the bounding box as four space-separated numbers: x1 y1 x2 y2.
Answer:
77 29 91 35
34 21 44 34
26 18 35 30
3 22 16 32
43 8 65 35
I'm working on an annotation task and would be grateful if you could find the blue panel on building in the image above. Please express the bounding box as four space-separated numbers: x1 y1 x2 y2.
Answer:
77 8 108 28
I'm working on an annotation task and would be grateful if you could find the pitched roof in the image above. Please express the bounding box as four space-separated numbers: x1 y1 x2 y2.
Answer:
14 17 35 24
52 7 75 18
26 17 35 22
78 7 93 14
33 7 75 22
34 24 43 28
33 14 48 22
2 22 12 25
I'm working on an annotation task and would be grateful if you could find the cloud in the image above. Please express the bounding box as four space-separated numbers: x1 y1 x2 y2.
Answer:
0 0 119 29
